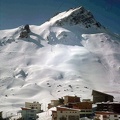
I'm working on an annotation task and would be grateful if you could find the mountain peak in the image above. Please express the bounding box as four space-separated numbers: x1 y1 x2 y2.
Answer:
50 6 104 29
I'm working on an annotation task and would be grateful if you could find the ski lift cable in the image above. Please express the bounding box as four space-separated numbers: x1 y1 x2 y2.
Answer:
49 1 65 52
56 0 65 12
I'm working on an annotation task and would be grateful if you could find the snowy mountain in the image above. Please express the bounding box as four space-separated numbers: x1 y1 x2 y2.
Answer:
0 6 120 118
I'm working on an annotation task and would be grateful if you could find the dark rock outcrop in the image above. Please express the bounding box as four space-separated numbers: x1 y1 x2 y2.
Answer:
20 29 28 38
55 6 103 29
24 24 30 33
19 24 30 38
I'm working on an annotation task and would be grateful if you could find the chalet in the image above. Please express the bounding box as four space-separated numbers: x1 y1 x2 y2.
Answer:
95 111 120 120
92 90 114 103
21 107 37 120
25 101 42 113
96 102 120 114
64 95 80 105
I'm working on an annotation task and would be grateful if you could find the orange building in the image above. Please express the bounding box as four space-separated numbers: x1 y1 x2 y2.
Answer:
64 96 80 105
72 102 92 109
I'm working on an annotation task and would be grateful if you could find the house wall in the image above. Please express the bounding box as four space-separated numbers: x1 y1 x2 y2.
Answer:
51 100 60 107
95 114 120 120
73 102 92 109
48 100 60 109
57 110 79 120
52 111 57 120
64 96 80 105
79 109 93 118
22 109 37 120
113 104 120 113
96 103 120 113
25 102 41 113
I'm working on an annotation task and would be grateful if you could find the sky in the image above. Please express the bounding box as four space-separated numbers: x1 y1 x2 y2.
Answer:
0 0 120 34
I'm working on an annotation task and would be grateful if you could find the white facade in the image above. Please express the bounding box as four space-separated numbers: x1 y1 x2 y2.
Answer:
79 109 93 118
25 101 41 113
51 100 59 106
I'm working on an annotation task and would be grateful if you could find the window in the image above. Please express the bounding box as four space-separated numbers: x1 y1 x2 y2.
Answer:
59 116 66 120
103 115 107 118
68 115 79 120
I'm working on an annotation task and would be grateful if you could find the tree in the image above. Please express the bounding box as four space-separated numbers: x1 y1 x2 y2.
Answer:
59 98 64 105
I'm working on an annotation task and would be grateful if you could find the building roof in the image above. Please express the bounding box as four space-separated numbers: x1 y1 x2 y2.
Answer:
51 100 59 101
21 107 37 111
96 111 120 115
52 110 57 113
25 101 41 104
64 95 80 98
92 90 114 98
57 106 80 111
96 102 120 105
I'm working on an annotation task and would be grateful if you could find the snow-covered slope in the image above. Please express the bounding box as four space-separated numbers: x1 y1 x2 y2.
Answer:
0 6 120 118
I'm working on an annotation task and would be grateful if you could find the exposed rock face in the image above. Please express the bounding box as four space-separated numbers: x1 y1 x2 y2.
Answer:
24 24 30 33
20 29 28 38
19 24 30 38
55 6 103 28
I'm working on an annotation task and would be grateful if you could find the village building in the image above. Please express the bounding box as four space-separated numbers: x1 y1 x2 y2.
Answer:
51 101 93 120
48 100 60 109
52 107 80 120
72 102 93 118
72 102 92 109
21 107 37 120
64 95 80 105
96 102 120 114
92 90 114 103
25 101 42 113
51 95 94 120
82 99 91 102
95 111 120 120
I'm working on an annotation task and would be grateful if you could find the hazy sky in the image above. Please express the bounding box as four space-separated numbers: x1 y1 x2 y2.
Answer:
0 0 120 34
